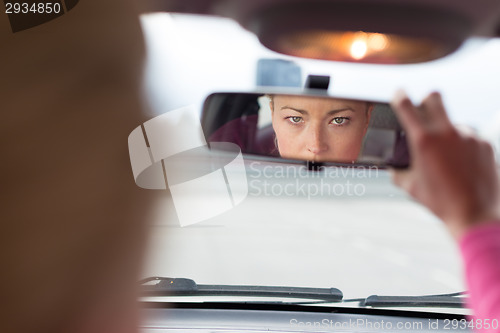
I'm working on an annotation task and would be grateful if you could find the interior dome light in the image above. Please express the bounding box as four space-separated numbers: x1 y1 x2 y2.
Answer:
276 30 446 64
245 2 471 64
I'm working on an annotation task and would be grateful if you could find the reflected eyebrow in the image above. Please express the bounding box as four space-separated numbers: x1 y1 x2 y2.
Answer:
280 106 308 114
326 107 355 116
280 106 355 115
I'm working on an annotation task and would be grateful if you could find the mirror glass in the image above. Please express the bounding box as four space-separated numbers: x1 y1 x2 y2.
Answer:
201 93 408 167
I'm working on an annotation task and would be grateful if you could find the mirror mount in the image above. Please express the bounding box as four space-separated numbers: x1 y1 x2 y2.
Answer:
306 160 324 172
305 75 330 90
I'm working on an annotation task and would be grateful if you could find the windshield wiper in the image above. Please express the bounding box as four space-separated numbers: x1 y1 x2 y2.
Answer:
337 291 467 308
140 277 343 302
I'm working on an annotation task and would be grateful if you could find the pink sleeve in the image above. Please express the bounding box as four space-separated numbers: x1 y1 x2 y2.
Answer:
460 223 500 328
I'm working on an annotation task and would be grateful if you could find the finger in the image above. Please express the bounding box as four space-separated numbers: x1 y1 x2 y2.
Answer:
478 138 496 163
389 168 411 190
391 90 424 140
390 169 421 202
420 92 452 128
455 124 477 137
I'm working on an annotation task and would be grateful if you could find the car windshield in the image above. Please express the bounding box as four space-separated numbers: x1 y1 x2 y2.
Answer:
137 13 500 313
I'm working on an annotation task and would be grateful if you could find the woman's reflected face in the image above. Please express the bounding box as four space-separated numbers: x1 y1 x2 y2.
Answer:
270 95 372 162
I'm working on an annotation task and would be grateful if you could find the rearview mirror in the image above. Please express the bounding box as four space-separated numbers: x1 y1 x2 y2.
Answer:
201 92 409 168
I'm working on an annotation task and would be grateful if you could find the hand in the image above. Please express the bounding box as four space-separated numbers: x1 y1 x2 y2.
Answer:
390 90 500 239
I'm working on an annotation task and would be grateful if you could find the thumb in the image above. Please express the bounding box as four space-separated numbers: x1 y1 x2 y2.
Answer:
389 168 414 194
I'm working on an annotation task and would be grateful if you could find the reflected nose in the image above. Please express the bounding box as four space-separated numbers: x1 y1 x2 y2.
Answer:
306 125 328 155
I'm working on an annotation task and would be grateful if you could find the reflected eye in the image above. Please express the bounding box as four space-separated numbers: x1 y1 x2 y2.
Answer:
286 116 303 124
331 117 349 125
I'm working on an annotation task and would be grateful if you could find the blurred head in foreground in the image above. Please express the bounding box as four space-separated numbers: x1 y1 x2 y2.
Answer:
1 1 153 332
